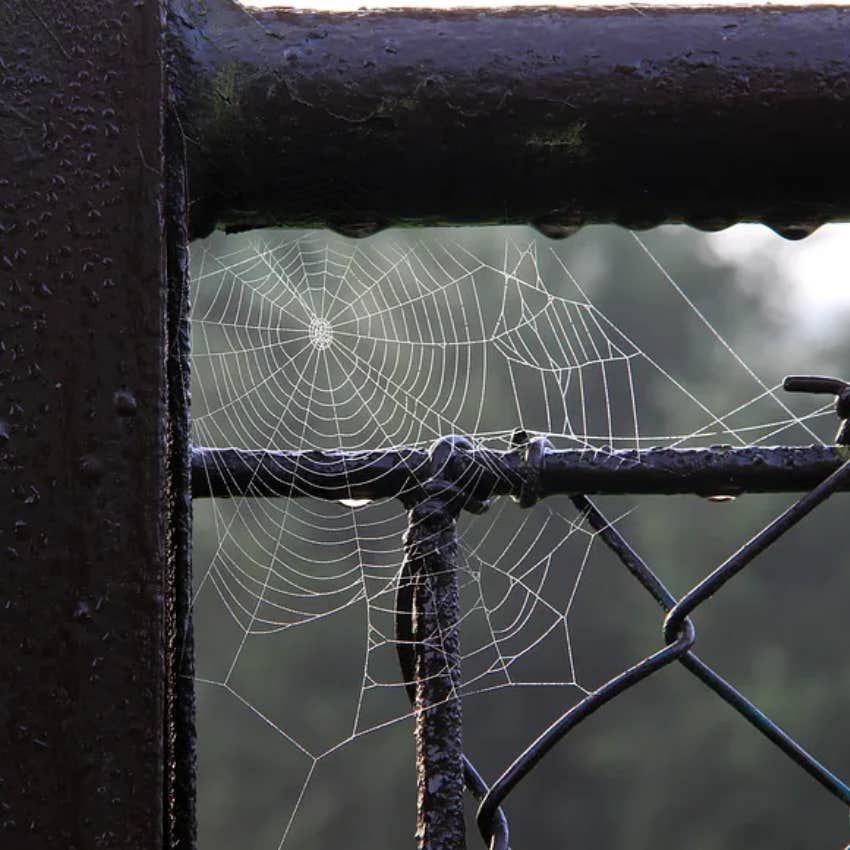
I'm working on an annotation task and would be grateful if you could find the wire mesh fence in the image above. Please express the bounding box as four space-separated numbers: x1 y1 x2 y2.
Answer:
192 375 850 850
188 227 850 849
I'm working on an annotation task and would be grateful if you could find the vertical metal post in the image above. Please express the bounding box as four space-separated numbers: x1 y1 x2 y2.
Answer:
165 105 197 848
404 497 466 850
0 2 192 847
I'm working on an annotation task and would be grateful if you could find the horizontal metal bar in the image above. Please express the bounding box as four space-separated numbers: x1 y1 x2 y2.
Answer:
170 1 850 238
191 444 850 501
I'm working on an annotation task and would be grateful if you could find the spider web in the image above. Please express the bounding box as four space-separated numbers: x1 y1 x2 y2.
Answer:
188 227 835 850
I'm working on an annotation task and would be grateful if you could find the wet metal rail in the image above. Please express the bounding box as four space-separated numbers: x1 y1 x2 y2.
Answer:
192 443 850 502
169 0 850 239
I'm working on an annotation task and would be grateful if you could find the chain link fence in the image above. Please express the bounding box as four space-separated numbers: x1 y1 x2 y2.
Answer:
192 376 850 850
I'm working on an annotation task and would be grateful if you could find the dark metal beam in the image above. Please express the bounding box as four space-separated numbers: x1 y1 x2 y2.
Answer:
165 97 198 850
191 444 850 501
169 1 850 239
0 2 192 847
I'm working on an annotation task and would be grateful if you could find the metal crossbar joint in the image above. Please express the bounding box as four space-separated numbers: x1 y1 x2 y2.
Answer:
509 429 552 509
400 435 493 516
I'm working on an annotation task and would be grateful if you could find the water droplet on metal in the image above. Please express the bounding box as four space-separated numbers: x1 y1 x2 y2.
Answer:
113 390 138 416
79 454 104 482
532 220 580 240
339 498 373 508
73 600 92 622
768 223 818 241
329 221 384 239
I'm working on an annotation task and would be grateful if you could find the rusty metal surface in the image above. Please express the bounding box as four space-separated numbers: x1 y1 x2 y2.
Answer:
165 99 197 850
404 498 466 850
0 1 173 847
191 444 850 501
169 1 850 239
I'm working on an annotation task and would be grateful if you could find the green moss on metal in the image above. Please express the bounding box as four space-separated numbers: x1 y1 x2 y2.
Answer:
528 121 589 157
209 61 243 125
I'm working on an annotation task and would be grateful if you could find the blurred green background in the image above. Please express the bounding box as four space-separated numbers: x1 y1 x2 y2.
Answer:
190 224 850 850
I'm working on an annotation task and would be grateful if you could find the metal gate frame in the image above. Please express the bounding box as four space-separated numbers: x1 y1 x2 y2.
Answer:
4 2 850 848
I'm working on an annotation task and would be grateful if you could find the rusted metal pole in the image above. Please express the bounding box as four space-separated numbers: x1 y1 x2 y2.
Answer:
403 496 466 850
191 444 850 501
169 0 850 239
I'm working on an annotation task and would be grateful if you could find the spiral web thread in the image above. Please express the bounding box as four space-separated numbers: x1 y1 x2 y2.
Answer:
189 228 834 849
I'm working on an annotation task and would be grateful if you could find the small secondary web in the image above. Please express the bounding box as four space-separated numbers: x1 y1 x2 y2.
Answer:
189 227 834 849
